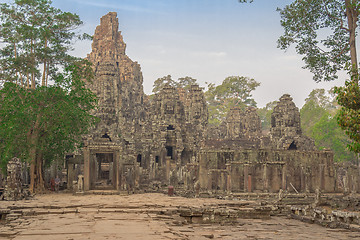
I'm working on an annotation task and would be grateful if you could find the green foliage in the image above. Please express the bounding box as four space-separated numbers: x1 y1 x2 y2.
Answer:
0 0 85 86
177 76 198 90
257 101 277 132
205 76 260 125
0 62 98 173
311 113 357 162
277 0 358 82
300 89 336 136
152 75 176 93
334 79 360 153
152 75 198 93
300 88 356 162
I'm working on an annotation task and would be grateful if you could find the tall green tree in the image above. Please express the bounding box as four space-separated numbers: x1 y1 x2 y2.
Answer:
257 101 277 133
278 0 360 153
241 0 360 154
176 76 198 90
300 88 356 162
205 76 260 125
277 0 359 82
300 89 335 136
152 75 199 94
0 0 96 193
311 113 357 162
0 0 90 88
0 62 97 193
152 75 176 94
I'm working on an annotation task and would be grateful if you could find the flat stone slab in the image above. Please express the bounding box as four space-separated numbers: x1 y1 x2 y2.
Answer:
0 193 360 239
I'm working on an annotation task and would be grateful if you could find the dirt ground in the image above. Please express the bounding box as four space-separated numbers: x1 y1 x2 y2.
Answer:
1 193 360 240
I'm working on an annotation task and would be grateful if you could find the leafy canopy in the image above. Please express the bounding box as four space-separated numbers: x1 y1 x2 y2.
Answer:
205 76 260 125
0 62 98 173
0 0 91 87
152 75 198 93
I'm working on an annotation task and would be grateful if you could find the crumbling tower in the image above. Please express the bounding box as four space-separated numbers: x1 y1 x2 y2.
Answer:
270 94 314 150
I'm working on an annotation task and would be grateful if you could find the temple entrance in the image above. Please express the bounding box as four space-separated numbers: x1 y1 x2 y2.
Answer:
95 153 115 189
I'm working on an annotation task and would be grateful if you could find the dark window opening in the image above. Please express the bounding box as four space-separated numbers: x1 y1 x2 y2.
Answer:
95 153 113 182
288 141 297 150
155 156 159 163
167 125 175 130
101 133 112 142
166 146 173 159
137 154 143 167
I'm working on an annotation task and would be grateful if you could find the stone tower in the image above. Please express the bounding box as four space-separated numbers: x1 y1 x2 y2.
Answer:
225 106 261 139
86 12 146 143
83 12 147 191
270 94 314 150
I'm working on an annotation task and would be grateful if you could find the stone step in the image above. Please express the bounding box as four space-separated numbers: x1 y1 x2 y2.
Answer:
5 213 22 221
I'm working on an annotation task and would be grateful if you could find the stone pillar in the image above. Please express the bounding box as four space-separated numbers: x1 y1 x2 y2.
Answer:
319 164 325 191
248 175 252 192
263 164 268 192
226 164 231 192
282 165 287 190
115 151 120 190
83 148 90 191
244 164 249 192
166 157 171 183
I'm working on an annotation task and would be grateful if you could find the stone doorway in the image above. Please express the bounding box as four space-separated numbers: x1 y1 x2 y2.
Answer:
95 153 115 189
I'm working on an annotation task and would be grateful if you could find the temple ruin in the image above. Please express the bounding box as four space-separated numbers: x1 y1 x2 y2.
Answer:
65 12 352 195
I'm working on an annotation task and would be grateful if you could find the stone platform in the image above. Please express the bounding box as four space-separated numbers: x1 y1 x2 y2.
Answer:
1 193 360 239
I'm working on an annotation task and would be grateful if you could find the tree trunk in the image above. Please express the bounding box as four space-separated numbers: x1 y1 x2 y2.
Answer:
26 72 30 89
41 38 48 87
35 151 45 192
345 0 359 82
31 38 35 89
28 114 41 194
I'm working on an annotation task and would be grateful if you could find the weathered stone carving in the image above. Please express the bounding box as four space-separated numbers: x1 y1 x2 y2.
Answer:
3 157 27 201
270 94 315 151
73 12 338 194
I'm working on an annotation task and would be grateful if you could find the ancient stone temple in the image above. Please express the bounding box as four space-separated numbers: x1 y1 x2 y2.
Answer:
199 94 336 193
67 12 337 194
72 12 208 191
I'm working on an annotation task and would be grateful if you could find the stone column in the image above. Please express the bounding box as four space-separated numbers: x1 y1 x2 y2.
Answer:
115 150 120 190
166 157 171 183
244 164 249 192
226 164 231 192
319 164 325 191
281 165 287 190
263 164 268 192
83 148 90 191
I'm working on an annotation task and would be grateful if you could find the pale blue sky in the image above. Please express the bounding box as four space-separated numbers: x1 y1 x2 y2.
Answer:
3 0 343 107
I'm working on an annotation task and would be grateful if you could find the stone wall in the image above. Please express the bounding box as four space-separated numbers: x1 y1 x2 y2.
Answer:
3 158 28 201
199 149 336 193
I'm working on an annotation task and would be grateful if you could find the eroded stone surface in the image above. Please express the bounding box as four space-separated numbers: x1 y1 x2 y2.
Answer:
1 193 360 240
63 12 354 198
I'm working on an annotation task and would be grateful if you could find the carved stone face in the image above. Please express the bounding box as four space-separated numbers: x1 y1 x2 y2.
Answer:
165 103 175 114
